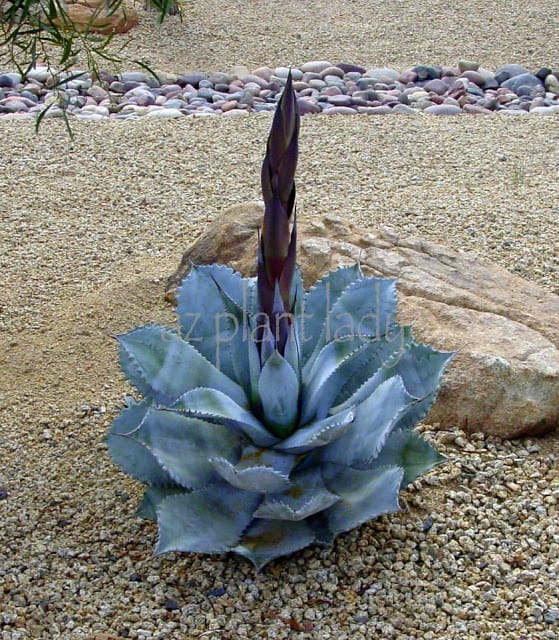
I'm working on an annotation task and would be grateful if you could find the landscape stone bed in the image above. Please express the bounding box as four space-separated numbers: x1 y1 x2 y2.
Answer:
1 1 559 638
1 61 559 120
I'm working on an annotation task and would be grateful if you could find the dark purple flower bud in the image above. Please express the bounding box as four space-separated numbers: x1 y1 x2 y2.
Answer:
257 70 300 354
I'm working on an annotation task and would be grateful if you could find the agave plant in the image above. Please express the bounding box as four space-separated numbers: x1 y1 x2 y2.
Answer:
107 72 453 570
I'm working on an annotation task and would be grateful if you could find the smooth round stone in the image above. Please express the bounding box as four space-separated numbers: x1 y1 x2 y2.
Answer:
337 62 366 74
494 64 529 83
458 60 479 72
22 82 41 95
155 95 167 106
502 72 543 94
299 88 317 97
109 81 126 93
20 91 38 103
409 90 430 102
399 70 418 83
361 105 392 114
209 72 232 85
535 67 552 81
177 72 208 88
198 88 216 100
323 75 345 87
253 103 275 112
356 77 378 90
392 103 416 115
424 104 462 115
319 66 345 79
463 104 492 114
476 67 499 89
214 82 230 92
155 71 178 85
160 84 182 96
120 71 148 83
301 60 333 74
544 74 559 93
424 79 448 95
412 65 441 80
443 96 461 107
238 91 254 107
467 83 485 98
198 79 214 89
328 95 352 106
222 108 249 117
292 81 310 92
495 64 530 85
416 98 435 109
80 104 109 117
274 67 303 81
296 98 321 115
243 83 262 96
146 107 184 118
344 72 363 82
123 80 145 92
26 67 51 83
322 85 342 96
240 74 269 88
364 67 400 83
87 86 109 102
75 112 108 120
0 73 22 88
322 105 357 115
0 100 27 112
252 66 273 81
461 70 485 86
221 100 238 111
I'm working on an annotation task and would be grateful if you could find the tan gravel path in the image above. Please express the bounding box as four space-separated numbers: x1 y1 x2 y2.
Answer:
1 2 558 639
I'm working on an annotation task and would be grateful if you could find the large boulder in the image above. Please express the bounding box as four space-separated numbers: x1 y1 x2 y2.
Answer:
166 203 559 439
60 0 138 35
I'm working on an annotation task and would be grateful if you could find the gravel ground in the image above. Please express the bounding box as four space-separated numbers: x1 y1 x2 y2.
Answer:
1 2 559 639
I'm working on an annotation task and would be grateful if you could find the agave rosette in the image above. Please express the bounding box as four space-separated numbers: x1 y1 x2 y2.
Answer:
107 72 453 570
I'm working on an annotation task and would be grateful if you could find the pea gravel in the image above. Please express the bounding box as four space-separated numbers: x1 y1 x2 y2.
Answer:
1 1 559 639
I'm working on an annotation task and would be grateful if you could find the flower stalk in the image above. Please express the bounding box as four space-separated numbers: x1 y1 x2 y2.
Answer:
257 70 300 355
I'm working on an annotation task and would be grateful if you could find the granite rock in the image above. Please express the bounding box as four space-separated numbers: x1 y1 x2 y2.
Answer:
166 203 559 438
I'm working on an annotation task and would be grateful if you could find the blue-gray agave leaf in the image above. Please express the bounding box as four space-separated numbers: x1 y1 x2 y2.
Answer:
118 324 247 407
275 407 355 454
368 430 446 486
136 485 186 521
254 468 339 521
172 387 279 448
304 276 398 373
373 342 455 431
177 265 252 377
126 408 242 490
320 376 415 467
300 264 363 362
233 518 316 571
107 399 174 486
324 465 404 536
258 350 300 438
156 484 261 555
211 446 294 493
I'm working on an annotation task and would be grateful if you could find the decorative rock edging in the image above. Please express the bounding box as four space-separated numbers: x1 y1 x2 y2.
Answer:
166 202 559 439
0 60 558 120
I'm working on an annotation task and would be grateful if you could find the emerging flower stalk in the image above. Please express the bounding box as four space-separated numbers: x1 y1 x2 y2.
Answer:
257 71 299 355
